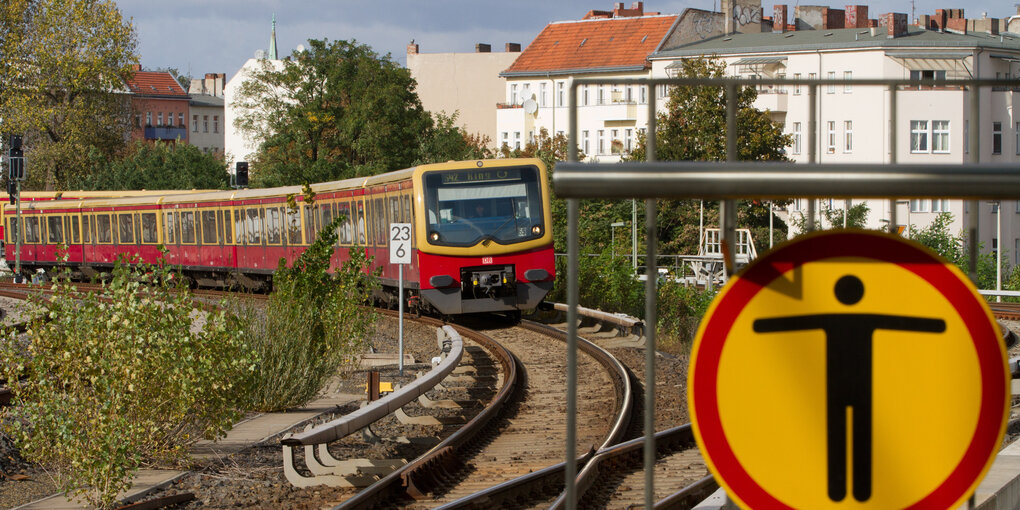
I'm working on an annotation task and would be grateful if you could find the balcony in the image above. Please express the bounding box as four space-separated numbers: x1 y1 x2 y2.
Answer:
144 126 187 141
753 88 788 113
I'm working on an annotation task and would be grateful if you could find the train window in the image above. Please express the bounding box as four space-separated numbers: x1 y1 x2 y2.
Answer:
180 211 196 244
423 166 545 247
266 207 281 245
320 203 334 232
357 202 366 244
141 213 157 243
374 198 385 246
389 196 400 224
219 210 232 244
234 210 244 245
118 214 134 244
201 211 217 244
135 214 142 244
47 216 63 244
163 211 176 244
403 195 413 248
24 217 40 243
63 217 71 244
336 202 352 245
97 215 112 243
245 208 262 245
84 215 93 244
71 216 80 244
286 206 301 245
303 205 316 244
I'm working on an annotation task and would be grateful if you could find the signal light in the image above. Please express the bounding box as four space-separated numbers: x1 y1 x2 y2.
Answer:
235 161 249 187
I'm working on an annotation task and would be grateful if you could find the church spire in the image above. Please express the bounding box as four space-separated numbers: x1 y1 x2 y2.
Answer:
268 14 278 60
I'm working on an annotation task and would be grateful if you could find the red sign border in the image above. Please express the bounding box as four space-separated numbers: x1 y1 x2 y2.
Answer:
689 230 1009 509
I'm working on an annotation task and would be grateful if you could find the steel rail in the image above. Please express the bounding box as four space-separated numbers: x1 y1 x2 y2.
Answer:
430 319 634 509
335 317 518 509
549 424 716 510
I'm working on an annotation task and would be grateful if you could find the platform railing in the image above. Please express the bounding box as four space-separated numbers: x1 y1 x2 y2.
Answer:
556 75 1020 509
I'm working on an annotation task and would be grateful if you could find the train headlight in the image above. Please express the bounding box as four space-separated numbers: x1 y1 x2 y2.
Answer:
429 231 441 242
531 224 543 236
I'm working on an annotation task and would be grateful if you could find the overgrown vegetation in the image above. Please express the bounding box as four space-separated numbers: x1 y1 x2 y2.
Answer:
231 214 378 412
71 141 230 191
657 276 717 353
0 257 256 508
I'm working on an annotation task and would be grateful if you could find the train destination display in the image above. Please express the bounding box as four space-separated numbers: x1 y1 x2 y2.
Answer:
688 230 1010 509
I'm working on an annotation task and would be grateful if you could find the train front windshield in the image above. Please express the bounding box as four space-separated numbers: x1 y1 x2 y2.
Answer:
423 165 545 247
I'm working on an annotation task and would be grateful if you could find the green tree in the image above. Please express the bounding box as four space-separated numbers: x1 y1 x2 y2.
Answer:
232 38 436 187
415 111 494 164
0 0 138 190
910 212 1001 289
791 201 871 232
70 141 229 190
628 57 792 255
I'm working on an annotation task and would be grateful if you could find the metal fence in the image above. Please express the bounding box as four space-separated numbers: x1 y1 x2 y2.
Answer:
554 75 1020 509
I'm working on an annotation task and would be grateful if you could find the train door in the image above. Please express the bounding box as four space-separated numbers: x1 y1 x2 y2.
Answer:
217 208 236 269
283 202 303 263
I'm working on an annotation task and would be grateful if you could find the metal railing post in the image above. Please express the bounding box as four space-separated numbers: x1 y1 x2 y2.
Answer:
565 81 579 510
968 81 981 283
807 82 817 231
643 81 658 510
889 84 898 233
723 82 737 276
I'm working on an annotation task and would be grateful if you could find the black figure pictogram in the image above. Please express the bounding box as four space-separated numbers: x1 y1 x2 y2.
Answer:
752 275 945 502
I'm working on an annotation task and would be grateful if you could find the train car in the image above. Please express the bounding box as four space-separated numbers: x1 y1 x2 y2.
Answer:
1 159 555 316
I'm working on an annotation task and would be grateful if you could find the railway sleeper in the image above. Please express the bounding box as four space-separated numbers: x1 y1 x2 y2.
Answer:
401 446 465 500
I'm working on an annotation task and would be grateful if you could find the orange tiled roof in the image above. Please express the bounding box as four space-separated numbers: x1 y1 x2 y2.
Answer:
502 15 678 76
124 71 188 97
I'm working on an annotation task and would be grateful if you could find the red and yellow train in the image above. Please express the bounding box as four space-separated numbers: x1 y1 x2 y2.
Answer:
1 159 555 316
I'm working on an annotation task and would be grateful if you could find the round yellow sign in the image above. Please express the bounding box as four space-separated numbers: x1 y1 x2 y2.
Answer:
688 230 1009 509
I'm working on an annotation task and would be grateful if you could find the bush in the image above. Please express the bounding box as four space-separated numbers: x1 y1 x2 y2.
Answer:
232 214 377 412
657 275 716 354
0 257 255 509
549 251 643 318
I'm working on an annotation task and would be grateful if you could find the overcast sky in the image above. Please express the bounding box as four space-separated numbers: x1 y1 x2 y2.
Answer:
117 1 1015 82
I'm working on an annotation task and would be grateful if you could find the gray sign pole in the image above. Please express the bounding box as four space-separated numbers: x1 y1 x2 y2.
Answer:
390 223 411 376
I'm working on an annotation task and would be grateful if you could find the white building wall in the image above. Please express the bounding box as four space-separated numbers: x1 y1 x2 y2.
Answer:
650 45 1020 269
223 58 284 168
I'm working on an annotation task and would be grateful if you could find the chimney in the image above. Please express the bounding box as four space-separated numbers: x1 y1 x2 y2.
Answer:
506 42 521 52
475 43 491 53
773 5 788 32
845 5 869 28
823 8 846 29
946 16 967 34
722 0 735 34
130 64 142 72
406 41 419 54
881 12 908 37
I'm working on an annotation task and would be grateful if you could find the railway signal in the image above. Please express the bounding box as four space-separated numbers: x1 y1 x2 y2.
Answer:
390 222 411 375
688 230 1009 509
234 161 248 188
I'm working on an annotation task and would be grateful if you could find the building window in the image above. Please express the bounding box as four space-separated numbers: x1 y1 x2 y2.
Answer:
597 130 604 154
1016 122 1020 155
582 86 589 106
134 114 141 128
597 87 604 105
827 71 835 93
611 129 619 154
843 121 852 153
539 82 547 107
826 121 836 153
212 116 218 133
557 82 564 106
511 84 518 105
203 115 209 133
932 120 950 153
157 112 163 126
909 199 929 212
640 86 647 104
993 122 1002 154
146 112 152 126
178 113 184 127
582 130 589 154
528 130 534 145
793 73 801 95
932 199 950 212
192 115 198 132
501 132 508 148
625 128 633 153
808 73 817 94
910 121 928 152
844 71 852 93
626 86 633 103
792 122 802 154
514 131 521 150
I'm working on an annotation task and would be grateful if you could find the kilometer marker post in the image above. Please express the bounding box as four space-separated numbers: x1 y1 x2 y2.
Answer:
389 223 412 376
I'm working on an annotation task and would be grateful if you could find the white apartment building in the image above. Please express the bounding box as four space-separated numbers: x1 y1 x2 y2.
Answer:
497 4 678 162
649 8 1020 262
